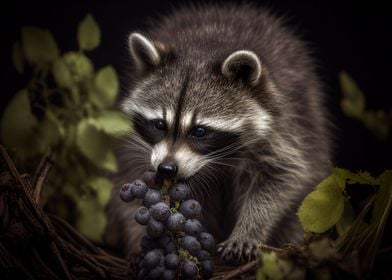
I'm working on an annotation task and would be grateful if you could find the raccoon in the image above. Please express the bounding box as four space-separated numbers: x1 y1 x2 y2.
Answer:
105 3 332 263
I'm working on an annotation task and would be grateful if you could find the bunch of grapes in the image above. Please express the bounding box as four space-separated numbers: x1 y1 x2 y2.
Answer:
119 171 215 279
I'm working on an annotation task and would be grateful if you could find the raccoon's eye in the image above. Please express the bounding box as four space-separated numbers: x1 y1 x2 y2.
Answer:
191 126 207 138
154 119 167 130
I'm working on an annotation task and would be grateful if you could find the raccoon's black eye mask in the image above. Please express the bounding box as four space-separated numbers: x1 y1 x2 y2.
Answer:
188 128 241 155
132 113 166 145
132 113 241 154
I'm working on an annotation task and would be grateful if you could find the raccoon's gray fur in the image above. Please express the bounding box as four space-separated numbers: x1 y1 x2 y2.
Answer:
105 3 332 263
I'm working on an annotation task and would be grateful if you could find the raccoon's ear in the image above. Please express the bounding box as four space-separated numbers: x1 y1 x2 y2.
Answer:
222 50 262 85
128 33 165 72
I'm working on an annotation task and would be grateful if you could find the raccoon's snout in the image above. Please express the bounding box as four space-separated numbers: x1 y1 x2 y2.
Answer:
158 162 178 178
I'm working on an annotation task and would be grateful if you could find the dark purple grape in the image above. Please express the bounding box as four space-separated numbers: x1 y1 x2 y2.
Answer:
150 202 171 221
181 260 198 279
119 183 135 202
168 182 190 201
184 219 203 237
158 234 176 254
180 235 201 256
131 179 148 198
167 212 186 232
162 269 176 280
142 170 164 189
197 250 210 261
179 199 201 219
141 235 157 253
198 232 216 253
135 206 151 225
143 189 162 207
137 268 146 279
201 260 214 279
165 253 179 269
148 264 165 279
147 217 165 238
143 250 162 269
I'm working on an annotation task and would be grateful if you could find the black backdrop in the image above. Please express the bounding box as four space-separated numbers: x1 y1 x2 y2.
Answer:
2 0 392 172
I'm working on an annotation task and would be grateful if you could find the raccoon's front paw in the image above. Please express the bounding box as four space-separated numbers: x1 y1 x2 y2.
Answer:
217 236 262 263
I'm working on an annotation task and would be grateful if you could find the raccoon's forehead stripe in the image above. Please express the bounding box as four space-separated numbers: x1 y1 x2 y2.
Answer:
124 103 164 120
173 73 190 141
181 112 194 131
196 117 245 132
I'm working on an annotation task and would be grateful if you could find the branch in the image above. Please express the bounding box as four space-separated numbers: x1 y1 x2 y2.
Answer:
32 149 54 204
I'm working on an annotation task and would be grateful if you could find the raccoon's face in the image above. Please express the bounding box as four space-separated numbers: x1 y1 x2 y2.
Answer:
121 33 273 180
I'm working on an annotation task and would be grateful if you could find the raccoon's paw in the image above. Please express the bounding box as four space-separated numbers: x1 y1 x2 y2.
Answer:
217 237 262 263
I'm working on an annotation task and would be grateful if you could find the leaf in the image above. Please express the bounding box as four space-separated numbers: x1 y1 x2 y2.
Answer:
62 51 94 83
335 200 355 236
362 111 391 142
21 26 59 65
339 71 365 119
92 110 132 136
87 176 113 206
76 119 118 172
257 252 284 280
298 174 345 233
333 168 376 185
308 238 337 263
52 58 74 88
36 110 64 153
76 195 107 242
77 14 101 51
12 41 24 74
92 66 119 108
256 252 301 280
0 90 39 159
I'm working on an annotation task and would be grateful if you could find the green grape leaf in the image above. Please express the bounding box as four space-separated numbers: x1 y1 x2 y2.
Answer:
76 196 107 242
362 111 391 142
62 51 94 83
298 174 345 233
12 41 24 74
92 110 132 136
256 251 301 280
36 110 64 153
77 14 101 51
333 168 376 185
340 71 366 119
91 66 119 108
87 176 113 206
308 238 337 262
76 119 118 172
335 200 355 236
0 89 39 159
52 58 74 88
21 26 59 65
372 170 392 225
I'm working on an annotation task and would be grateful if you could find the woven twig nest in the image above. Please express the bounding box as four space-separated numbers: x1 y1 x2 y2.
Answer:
0 146 257 279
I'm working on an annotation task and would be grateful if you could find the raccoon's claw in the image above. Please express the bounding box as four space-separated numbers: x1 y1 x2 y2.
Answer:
218 237 262 263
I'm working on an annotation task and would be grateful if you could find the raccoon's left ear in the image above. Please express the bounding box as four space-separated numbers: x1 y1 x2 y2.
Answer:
221 50 262 86
128 33 168 73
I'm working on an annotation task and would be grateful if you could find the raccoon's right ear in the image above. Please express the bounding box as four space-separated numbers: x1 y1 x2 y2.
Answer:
128 33 167 73
221 50 262 86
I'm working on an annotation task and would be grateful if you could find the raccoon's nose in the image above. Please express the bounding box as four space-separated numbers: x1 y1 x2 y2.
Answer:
158 162 178 178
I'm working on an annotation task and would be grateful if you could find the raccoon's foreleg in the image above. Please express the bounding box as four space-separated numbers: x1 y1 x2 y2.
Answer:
218 181 301 263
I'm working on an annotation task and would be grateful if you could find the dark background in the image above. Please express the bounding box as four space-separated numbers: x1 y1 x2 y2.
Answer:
2 0 392 172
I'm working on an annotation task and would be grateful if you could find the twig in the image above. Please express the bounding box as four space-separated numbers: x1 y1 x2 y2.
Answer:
49 241 73 280
49 214 99 254
212 260 259 280
33 150 54 204
0 145 26 188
